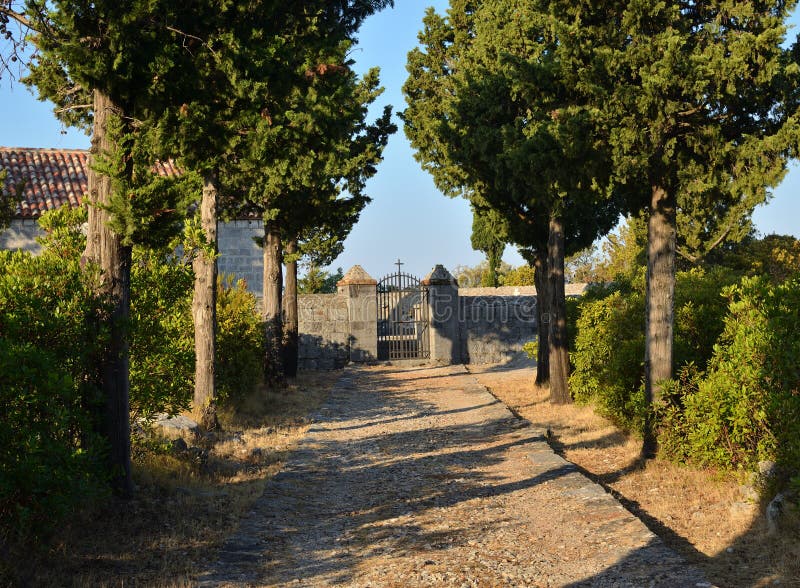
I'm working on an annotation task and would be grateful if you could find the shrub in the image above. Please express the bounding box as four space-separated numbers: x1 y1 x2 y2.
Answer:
569 286 647 431
660 275 800 473
0 244 111 544
129 249 195 420
569 267 736 433
129 261 265 416
0 207 265 546
216 274 264 403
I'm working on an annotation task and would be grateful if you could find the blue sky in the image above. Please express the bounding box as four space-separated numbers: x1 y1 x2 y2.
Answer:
1 1 798 280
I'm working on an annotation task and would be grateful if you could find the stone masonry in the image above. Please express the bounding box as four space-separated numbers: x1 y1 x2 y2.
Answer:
297 265 378 369
216 219 264 298
459 292 538 364
296 264 588 369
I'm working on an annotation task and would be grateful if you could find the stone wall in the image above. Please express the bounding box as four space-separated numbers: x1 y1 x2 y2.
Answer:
458 294 538 364
0 219 42 254
297 293 350 370
1 218 265 298
217 220 264 298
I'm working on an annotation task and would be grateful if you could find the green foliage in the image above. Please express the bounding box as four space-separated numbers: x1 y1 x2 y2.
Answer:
403 0 621 259
470 202 507 287
0 340 109 546
0 224 111 543
216 274 265 403
0 207 263 544
130 257 266 416
298 265 344 294
36 204 90 258
709 233 800 283
659 276 800 473
503 264 534 287
570 287 647 431
453 262 488 288
129 249 195 421
569 267 737 432
452 260 514 288
0 169 21 231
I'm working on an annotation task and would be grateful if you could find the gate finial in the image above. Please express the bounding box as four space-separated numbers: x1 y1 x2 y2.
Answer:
395 258 404 273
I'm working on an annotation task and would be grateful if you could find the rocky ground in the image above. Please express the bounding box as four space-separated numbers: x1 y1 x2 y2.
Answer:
197 364 712 587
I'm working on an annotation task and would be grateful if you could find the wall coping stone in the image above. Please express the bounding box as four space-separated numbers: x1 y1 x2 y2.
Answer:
337 264 377 286
422 264 458 286
459 283 588 297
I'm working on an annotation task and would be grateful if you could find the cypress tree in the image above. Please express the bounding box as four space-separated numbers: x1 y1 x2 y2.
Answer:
20 0 200 495
555 0 800 452
403 0 621 402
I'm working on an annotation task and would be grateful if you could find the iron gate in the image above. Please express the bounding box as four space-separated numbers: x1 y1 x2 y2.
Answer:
377 267 430 360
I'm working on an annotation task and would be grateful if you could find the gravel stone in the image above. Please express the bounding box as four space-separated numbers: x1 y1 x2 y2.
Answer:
197 365 714 587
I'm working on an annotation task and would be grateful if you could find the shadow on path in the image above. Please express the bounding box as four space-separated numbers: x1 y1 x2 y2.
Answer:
197 365 712 587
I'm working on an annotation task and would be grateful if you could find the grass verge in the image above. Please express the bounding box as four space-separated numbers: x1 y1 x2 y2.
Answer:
469 364 800 588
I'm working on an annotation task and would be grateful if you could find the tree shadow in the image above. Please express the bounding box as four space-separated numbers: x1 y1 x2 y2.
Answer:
197 365 578 585
199 364 797 587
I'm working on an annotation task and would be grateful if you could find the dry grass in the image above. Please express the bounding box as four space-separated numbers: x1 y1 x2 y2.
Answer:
470 364 800 588
6 371 336 588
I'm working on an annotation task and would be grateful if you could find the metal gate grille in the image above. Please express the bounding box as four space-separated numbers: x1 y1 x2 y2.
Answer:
377 269 430 360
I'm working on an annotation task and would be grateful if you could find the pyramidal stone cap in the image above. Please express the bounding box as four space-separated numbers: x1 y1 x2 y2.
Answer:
337 265 377 286
423 264 458 286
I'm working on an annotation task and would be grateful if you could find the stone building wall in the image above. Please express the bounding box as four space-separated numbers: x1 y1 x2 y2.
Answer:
297 293 351 370
1 218 266 298
458 294 538 364
0 219 42 254
217 220 264 298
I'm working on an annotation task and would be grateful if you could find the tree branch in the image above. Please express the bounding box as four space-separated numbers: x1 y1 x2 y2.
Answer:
165 25 217 57
54 103 92 114
0 6 30 28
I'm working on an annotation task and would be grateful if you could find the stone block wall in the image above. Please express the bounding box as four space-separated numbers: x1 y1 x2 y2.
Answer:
1 218 266 298
0 219 43 254
217 220 264 298
297 293 350 370
458 294 538 364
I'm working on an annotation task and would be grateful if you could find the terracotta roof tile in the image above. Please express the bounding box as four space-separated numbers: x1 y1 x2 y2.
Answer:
1 147 181 219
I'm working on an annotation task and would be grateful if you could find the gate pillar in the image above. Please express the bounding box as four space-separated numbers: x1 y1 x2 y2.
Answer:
423 265 461 365
337 265 378 362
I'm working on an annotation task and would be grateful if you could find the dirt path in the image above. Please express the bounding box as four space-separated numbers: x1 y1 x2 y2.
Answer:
198 364 712 587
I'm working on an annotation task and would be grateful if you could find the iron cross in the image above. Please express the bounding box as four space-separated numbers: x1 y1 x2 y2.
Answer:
395 258 404 273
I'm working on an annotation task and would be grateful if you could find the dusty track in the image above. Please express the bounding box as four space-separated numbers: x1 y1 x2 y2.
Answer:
198 364 711 587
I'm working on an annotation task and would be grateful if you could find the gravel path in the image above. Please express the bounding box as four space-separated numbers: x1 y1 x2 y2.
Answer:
198 364 713 587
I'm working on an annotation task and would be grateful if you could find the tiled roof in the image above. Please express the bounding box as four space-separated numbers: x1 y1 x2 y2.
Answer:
1 147 180 219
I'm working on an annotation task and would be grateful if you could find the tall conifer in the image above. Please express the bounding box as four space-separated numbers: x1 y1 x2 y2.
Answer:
555 0 800 451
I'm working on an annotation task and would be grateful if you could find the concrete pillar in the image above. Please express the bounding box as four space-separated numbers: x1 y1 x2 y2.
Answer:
337 265 378 363
423 264 460 364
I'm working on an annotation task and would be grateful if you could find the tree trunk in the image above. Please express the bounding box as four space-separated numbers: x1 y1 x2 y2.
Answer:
547 215 571 404
282 238 299 379
191 169 219 431
533 250 550 387
487 247 500 287
643 184 677 456
263 219 284 386
84 88 133 497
